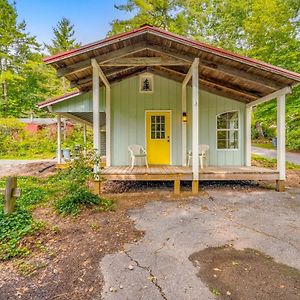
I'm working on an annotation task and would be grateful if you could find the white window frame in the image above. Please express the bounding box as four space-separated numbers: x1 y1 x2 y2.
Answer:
139 73 154 93
216 110 240 151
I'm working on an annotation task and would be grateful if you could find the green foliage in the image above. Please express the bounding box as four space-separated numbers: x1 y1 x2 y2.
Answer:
0 118 93 159
52 157 114 216
0 158 115 259
45 17 81 55
0 204 43 260
109 0 188 36
252 154 300 170
55 187 100 216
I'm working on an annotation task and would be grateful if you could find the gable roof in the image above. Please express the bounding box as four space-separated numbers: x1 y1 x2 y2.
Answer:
42 25 300 104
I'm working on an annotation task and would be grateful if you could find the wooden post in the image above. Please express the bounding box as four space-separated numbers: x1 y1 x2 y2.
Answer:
276 94 286 192
105 85 111 167
192 58 199 192
182 85 187 166
92 59 100 177
192 180 199 194
57 114 62 164
93 180 101 195
4 177 17 215
174 179 181 195
245 106 252 166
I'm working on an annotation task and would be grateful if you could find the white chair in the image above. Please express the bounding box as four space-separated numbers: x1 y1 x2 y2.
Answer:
187 144 209 169
128 144 149 169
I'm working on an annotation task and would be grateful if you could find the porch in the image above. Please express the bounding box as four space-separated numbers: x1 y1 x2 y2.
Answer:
100 165 280 194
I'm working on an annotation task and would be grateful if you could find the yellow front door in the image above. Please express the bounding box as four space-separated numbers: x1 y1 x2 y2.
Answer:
146 111 171 165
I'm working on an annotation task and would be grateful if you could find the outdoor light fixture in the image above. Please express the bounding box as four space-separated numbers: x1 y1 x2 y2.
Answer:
182 112 187 123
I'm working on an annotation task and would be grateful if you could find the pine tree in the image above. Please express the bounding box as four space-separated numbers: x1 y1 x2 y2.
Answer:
45 18 81 55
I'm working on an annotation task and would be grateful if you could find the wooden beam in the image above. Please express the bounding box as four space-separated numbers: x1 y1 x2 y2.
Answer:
57 42 148 77
192 58 199 181
245 106 252 166
60 112 93 127
157 66 256 102
70 67 137 88
246 87 291 108
277 94 285 182
147 45 283 90
100 57 189 67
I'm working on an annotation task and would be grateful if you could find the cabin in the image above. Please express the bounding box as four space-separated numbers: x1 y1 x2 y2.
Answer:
38 25 300 194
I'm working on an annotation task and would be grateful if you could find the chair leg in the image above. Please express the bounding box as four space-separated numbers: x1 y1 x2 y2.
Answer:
200 156 203 169
131 157 135 169
145 157 149 168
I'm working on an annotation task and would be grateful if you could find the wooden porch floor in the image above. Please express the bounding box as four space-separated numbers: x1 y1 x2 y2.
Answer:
101 165 279 181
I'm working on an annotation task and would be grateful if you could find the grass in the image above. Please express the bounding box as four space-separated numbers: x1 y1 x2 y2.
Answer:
252 142 275 150
252 154 300 170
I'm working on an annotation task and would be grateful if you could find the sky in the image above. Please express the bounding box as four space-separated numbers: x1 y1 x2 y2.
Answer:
16 0 130 46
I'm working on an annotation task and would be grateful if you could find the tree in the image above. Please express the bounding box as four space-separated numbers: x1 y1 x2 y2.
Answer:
109 0 189 36
0 0 39 117
45 17 81 55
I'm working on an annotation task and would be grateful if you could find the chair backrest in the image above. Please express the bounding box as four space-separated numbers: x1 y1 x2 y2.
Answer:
128 144 144 156
199 144 209 155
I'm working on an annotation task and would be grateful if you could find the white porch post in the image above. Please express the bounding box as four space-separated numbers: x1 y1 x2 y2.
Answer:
192 58 199 193
181 85 187 166
92 59 100 176
57 114 62 164
245 106 252 166
105 83 111 167
277 94 286 191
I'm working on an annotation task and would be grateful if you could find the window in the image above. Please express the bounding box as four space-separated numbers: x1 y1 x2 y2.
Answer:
140 74 154 93
217 111 239 149
151 115 166 139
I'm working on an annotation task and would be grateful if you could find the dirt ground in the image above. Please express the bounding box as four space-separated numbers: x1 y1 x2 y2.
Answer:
189 245 300 300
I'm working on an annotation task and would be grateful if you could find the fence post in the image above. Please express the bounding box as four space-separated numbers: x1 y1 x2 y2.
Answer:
4 177 17 215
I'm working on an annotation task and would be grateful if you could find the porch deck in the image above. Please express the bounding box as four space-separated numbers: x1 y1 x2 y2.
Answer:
101 165 279 181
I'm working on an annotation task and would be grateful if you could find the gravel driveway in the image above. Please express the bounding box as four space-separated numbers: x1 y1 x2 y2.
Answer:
100 188 300 299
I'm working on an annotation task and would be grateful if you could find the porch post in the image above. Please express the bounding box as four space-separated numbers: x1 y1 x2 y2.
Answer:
181 85 187 165
105 86 111 167
245 106 252 166
276 94 286 191
92 59 100 176
192 58 199 193
57 114 62 164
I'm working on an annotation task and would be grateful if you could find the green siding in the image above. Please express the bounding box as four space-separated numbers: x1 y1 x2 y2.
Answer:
111 74 245 166
51 89 106 112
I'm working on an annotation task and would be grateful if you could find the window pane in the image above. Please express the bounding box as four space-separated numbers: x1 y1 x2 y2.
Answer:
217 131 227 140
161 131 165 139
217 140 226 149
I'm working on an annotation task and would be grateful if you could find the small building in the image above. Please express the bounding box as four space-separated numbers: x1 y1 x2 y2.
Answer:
38 25 300 193
19 117 74 136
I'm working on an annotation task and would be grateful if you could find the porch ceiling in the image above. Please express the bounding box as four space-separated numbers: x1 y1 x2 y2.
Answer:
44 25 300 104
62 112 106 128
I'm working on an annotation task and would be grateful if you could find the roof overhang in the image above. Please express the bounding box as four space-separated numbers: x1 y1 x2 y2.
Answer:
42 25 300 105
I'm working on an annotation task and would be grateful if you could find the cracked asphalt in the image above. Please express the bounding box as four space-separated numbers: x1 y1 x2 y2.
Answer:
100 187 300 299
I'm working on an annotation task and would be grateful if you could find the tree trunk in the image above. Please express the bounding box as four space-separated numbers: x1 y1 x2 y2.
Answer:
255 122 264 139
0 58 8 116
